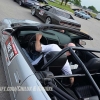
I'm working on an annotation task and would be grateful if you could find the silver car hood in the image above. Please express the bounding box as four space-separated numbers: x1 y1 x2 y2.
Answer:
4 18 40 26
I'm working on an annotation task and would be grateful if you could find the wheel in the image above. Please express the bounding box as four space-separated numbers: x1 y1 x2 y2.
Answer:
85 18 87 20
19 0 22 6
45 17 52 24
76 14 78 17
31 8 36 16
81 16 83 18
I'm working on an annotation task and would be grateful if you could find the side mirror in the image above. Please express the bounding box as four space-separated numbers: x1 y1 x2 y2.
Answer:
2 28 14 35
79 40 86 46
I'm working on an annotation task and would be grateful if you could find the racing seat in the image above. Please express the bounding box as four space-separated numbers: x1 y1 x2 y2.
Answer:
44 51 67 75
72 58 100 74
74 85 98 99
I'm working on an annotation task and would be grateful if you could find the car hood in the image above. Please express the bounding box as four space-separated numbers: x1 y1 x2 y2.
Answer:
5 18 40 26
82 14 90 17
57 16 80 24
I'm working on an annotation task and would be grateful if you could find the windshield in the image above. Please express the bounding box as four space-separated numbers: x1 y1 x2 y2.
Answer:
81 11 87 15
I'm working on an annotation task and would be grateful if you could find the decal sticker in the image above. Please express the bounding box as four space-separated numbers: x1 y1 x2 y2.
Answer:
39 10 44 16
5 36 18 61
28 96 33 100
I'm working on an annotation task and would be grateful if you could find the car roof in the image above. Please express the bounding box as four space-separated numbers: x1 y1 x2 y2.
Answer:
51 6 69 13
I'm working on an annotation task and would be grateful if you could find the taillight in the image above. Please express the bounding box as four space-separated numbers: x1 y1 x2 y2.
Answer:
59 21 81 30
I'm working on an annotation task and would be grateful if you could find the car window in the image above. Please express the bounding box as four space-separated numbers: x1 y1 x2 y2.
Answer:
41 5 51 11
81 11 87 15
19 30 37 36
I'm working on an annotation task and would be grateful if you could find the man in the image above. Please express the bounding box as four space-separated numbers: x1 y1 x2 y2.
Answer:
35 33 75 85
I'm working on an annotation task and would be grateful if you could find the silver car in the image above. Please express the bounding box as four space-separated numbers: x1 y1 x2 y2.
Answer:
1 18 100 100
74 11 91 20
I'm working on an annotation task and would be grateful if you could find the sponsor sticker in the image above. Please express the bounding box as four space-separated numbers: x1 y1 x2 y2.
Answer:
5 36 18 61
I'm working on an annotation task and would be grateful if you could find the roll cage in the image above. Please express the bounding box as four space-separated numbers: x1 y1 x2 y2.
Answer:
38 46 100 99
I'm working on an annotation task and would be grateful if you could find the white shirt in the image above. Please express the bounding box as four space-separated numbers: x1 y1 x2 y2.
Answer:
41 44 72 75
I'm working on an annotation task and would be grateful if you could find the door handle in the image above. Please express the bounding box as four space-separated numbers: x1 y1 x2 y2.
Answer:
14 71 21 83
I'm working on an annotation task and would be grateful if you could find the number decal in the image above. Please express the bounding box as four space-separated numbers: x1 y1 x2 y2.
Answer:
5 36 18 61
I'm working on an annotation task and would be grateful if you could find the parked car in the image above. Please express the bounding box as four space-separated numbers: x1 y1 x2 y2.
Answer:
31 5 81 30
74 11 91 20
96 13 100 20
14 0 39 8
1 18 100 100
37 0 48 4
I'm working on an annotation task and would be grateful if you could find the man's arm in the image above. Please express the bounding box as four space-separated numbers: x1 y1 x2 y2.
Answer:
62 60 74 86
35 33 42 52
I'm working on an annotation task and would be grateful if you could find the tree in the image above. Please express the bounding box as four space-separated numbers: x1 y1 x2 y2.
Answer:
68 0 81 6
61 0 69 5
82 6 87 9
74 0 81 6
88 6 98 13
61 0 81 6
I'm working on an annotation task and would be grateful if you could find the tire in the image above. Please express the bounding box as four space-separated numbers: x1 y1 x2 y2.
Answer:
85 18 87 20
45 17 52 24
31 8 36 16
81 16 83 18
19 0 22 6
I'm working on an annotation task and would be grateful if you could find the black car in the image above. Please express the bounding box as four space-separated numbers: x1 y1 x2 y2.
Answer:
31 5 81 30
37 0 48 4
14 0 39 8
1 18 100 100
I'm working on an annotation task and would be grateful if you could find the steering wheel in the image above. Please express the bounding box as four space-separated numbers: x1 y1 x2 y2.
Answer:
27 34 48 54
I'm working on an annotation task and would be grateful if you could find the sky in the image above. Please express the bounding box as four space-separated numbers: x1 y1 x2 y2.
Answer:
81 0 100 11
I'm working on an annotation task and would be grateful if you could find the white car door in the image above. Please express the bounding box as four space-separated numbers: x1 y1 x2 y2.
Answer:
1 31 34 99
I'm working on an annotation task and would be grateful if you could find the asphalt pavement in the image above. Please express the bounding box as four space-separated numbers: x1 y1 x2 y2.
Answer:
0 0 100 99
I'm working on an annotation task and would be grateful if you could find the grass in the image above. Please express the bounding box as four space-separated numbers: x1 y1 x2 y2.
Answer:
90 12 97 18
48 1 74 13
46 1 97 18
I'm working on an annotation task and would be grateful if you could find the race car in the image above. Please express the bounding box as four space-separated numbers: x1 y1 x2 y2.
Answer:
31 5 81 30
0 18 100 100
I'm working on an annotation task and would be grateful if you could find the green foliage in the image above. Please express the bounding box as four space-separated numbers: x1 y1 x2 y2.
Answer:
61 0 69 5
88 6 98 13
82 6 87 9
90 12 97 18
69 0 81 6
74 0 81 6
48 1 74 13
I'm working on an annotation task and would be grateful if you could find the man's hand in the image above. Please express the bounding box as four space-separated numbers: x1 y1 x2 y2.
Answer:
70 77 74 86
36 33 42 41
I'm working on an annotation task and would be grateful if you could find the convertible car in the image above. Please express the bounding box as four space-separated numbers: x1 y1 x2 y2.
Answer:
1 18 100 100
31 5 81 30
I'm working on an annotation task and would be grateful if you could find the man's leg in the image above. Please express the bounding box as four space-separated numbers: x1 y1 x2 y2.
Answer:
35 33 42 52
